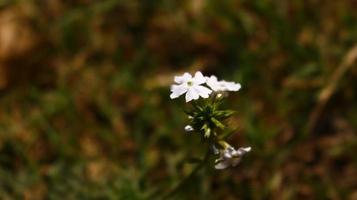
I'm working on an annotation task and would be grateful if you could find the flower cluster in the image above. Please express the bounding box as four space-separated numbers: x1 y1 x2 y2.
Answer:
170 72 241 102
214 143 251 170
170 71 251 170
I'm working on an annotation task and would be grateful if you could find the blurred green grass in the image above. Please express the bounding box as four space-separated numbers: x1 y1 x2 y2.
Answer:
0 0 357 199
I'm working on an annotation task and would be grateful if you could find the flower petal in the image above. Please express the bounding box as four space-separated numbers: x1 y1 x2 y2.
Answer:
184 125 194 132
208 75 218 82
236 147 251 156
223 151 232 159
225 81 241 91
214 160 230 170
170 84 187 99
193 71 206 85
185 88 199 102
194 85 212 98
206 76 222 91
174 72 192 84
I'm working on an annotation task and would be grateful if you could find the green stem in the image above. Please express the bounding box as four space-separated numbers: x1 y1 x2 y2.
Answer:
161 151 210 200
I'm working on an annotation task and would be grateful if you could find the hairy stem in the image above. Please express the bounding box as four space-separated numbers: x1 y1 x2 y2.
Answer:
161 151 210 200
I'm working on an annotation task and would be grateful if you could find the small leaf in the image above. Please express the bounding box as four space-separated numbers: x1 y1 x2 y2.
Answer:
192 101 204 111
204 128 211 138
214 110 236 119
211 117 225 129
197 116 205 121
201 124 211 138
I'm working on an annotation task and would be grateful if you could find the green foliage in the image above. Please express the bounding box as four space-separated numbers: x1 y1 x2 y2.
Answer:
0 0 357 199
186 96 236 140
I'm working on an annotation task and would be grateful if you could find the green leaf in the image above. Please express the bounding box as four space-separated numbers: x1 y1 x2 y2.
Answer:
204 128 211 138
201 124 211 138
211 117 225 130
197 116 205 121
192 101 204 111
214 110 236 119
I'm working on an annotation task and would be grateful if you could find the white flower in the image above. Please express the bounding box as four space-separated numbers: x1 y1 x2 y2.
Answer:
214 146 251 170
206 75 241 92
170 72 212 102
184 125 194 132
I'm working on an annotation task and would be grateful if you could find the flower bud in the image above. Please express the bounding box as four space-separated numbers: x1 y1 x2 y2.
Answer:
184 125 194 132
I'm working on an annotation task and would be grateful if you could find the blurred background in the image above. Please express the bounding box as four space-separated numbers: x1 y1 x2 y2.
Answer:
0 0 357 199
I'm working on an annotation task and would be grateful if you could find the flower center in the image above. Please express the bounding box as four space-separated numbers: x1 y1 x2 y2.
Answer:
187 81 193 86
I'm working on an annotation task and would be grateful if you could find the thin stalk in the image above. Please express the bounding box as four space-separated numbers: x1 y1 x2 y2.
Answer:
161 151 210 200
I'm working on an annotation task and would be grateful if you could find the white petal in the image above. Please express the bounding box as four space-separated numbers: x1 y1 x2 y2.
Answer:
223 152 232 159
206 75 218 83
170 84 187 99
206 76 222 91
226 146 235 153
184 125 194 132
193 71 206 85
231 150 239 157
174 72 192 84
215 160 230 170
225 81 241 91
206 82 216 91
194 85 212 98
185 88 199 102
236 147 251 156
